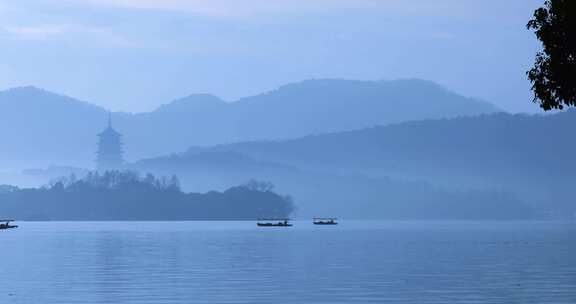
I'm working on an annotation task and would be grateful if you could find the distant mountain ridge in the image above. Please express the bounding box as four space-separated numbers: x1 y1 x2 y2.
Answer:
0 79 499 169
225 79 499 140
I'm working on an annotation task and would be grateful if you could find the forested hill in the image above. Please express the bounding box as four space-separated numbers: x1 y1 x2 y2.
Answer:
207 110 575 181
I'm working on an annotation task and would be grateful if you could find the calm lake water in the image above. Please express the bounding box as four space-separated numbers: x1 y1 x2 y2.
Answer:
1 221 575 304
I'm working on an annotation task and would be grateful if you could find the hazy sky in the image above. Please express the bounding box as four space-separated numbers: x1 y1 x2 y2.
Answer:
0 0 543 113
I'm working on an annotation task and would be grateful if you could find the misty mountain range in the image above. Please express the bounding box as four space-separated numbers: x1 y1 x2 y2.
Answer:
0 79 498 169
2 78 573 219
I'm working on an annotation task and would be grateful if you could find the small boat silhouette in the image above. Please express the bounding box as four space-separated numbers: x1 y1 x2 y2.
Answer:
313 218 338 225
257 219 293 227
0 220 18 230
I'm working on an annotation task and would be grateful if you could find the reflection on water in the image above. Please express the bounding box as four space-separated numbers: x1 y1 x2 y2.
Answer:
1 221 575 304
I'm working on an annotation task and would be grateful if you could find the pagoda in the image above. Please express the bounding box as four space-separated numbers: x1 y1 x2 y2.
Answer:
96 113 124 171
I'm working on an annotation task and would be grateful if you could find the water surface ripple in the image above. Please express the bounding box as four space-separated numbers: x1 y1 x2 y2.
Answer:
1 221 575 303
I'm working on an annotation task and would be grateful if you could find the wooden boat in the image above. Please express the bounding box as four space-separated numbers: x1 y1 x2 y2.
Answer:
0 220 18 230
257 219 292 227
313 217 338 225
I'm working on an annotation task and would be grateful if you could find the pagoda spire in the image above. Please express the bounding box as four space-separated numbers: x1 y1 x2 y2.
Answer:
96 113 124 171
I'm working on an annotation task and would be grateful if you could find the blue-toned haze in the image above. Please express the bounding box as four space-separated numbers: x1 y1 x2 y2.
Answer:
2 4 576 302
0 0 541 112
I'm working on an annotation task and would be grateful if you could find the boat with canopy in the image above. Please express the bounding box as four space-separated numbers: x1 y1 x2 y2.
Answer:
0 220 18 230
313 217 338 225
257 219 293 227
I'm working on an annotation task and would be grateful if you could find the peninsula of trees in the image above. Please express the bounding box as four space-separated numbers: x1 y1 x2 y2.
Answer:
0 171 294 221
